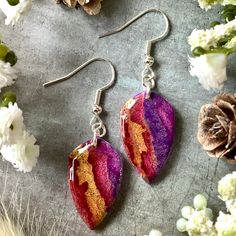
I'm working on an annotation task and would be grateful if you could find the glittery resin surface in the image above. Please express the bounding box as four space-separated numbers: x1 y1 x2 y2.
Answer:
68 138 123 229
121 92 175 183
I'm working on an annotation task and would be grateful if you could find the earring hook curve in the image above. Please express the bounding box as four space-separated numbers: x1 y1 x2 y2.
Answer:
99 8 170 56
43 57 116 107
43 57 115 91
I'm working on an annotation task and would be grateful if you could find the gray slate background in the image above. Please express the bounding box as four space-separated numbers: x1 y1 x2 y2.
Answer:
0 0 236 235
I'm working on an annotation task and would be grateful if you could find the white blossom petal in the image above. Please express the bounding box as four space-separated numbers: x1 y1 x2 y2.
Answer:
198 0 236 10
218 171 236 201
0 60 17 91
0 102 24 146
226 200 236 216
186 209 217 236
188 18 236 50
148 229 162 236
218 171 236 216
189 53 227 90
0 0 32 26
198 0 218 10
1 131 39 173
215 211 236 235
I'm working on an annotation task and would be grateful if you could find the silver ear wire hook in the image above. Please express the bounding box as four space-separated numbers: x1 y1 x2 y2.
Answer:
99 9 170 99
99 9 170 57
43 57 116 146
43 58 115 108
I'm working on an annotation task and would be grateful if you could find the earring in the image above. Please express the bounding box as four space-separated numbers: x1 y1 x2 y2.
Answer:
43 58 123 229
100 9 175 184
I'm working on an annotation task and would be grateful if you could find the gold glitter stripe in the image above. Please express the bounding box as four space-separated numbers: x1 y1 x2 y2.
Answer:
75 148 106 224
127 120 147 175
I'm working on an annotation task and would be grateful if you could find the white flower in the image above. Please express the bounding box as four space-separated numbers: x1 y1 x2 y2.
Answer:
186 209 217 236
225 200 236 216
0 102 39 173
149 229 162 236
181 206 195 219
0 60 17 91
177 194 216 235
218 171 236 202
188 19 236 50
198 0 236 10
188 19 236 91
225 36 236 49
1 131 39 173
0 102 24 145
215 211 236 236
198 0 218 10
218 171 236 215
189 53 227 90
0 0 32 26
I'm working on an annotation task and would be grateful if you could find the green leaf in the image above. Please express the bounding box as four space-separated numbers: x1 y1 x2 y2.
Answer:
220 5 236 22
0 44 9 60
210 21 221 28
0 91 17 107
5 51 17 66
3 91 16 102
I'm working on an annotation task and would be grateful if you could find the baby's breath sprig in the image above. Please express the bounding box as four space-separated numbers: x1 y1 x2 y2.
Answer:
176 194 216 236
198 0 236 10
188 18 236 90
176 172 236 236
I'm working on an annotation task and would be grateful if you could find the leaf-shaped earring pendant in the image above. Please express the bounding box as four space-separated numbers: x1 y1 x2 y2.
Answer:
43 58 123 229
121 92 174 183
69 138 122 229
100 9 174 183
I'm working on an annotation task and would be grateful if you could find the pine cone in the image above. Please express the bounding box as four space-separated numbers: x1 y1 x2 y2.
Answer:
57 0 103 15
198 93 236 164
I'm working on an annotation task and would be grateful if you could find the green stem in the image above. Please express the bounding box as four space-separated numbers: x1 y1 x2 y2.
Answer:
192 46 236 57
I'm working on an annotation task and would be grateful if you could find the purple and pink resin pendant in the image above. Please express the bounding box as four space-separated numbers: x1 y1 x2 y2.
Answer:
68 138 123 229
121 91 175 183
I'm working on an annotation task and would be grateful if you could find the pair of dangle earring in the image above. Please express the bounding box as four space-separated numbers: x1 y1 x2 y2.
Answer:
44 58 123 229
100 9 175 183
43 8 175 230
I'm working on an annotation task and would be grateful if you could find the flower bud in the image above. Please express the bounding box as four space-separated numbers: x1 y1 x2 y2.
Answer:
192 47 206 57
193 194 207 210
7 0 20 6
176 218 187 232
181 206 194 219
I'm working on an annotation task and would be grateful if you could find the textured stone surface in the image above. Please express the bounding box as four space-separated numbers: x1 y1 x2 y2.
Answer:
0 0 236 235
